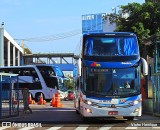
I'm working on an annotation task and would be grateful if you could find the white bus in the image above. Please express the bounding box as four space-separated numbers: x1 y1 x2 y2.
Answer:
0 64 65 101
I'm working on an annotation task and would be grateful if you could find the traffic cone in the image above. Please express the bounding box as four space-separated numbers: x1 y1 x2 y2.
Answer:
38 93 44 105
37 93 46 105
50 93 56 107
32 100 36 104
55 92 62 108
12 95 18 105
43 100 46 105
28 93 35 104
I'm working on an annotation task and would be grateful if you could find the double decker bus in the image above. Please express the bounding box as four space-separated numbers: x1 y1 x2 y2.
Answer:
74 32 148 120
0 64 65 101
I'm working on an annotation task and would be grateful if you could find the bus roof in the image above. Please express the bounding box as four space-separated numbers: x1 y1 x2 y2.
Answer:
83 32 136 37
0 64 60 69
35 64 60 68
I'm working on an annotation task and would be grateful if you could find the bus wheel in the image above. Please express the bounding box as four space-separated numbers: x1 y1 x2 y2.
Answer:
124 116 134 120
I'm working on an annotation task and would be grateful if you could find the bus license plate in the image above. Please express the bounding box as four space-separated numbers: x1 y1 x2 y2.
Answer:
108 111 118 115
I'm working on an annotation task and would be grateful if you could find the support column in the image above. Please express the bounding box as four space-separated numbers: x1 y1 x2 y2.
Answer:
0 28 4 66
17 50 20 66
7 41 10 66
13 46 15 66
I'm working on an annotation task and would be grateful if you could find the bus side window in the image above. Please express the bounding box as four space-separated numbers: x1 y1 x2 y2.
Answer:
49 71 55 77
32 70 39 81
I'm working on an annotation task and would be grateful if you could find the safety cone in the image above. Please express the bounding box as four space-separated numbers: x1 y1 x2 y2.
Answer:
38 93 44 105
43 100 46 105
32 100 36 104
28 93 35 104
55 92 62 108
38 93 46 105
12 95 18 105
50 93 56 107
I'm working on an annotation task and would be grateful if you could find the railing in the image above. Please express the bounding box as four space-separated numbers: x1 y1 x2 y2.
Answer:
151 72 160 115
0 73 32 119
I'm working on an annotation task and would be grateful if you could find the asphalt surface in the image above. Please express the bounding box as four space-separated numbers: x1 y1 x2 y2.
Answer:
0 100 160 126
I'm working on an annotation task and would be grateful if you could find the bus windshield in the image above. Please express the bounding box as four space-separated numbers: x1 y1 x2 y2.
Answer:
84 36 139 56
83 67 140 98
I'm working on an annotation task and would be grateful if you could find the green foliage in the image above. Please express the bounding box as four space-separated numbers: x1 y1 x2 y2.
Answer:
64 79 75 90
107 2 160 57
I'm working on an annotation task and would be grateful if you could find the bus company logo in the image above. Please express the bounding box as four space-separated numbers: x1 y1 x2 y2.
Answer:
90 62 101 67
120 99 126 103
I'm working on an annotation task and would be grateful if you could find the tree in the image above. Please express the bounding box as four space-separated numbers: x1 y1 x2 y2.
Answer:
107 2 160 57
64 78 75 90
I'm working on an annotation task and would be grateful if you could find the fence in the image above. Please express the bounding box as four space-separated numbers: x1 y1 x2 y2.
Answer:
151 73 160 115
0 73 31 119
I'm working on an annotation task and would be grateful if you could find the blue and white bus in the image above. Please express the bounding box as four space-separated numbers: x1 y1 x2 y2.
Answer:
0 64 65 101
74 32 148 120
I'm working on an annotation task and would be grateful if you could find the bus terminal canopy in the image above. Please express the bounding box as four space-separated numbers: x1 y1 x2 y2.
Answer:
0 73 18 77
0 73 18 83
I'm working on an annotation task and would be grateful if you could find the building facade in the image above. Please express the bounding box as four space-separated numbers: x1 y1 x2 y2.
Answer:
0 28 24 66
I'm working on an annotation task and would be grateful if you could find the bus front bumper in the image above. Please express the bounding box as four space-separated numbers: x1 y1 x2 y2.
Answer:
81 103 142 118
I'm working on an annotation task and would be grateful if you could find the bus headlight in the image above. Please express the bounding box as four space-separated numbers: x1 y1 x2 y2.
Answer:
84 100 92 105
85 108 92 113
133 100 139 105
134 108 140 113
87 101 92 105
129 99 141 106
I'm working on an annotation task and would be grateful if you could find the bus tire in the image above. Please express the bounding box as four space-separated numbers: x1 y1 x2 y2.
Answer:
124 116 134 120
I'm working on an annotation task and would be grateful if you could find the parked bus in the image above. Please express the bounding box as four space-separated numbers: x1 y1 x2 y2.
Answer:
74 32 148 121
0 64 65 101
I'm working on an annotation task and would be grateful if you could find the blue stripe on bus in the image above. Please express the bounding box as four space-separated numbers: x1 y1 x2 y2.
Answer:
87 95 139 104
118 95 139 104
87 96 112 100
83 60 139 68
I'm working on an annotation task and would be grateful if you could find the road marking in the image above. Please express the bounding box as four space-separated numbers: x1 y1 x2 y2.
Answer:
46 126 63 130
99 124 113 130
152 127 160 129
19 127 35 130
125 126 137 129
0 126 10 130
74 125 89 130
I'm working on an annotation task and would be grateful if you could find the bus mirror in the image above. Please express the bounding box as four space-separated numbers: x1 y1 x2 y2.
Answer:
141 58 148 76
60 77 63 84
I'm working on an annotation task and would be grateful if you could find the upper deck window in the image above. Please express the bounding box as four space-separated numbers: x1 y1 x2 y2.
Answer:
84 36 139 57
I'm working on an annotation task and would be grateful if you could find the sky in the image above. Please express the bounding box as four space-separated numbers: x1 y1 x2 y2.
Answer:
0 0 145 54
